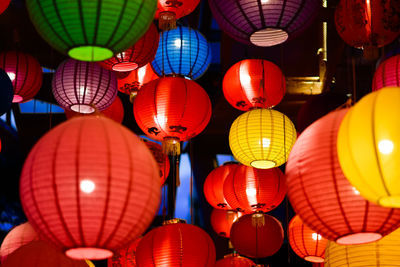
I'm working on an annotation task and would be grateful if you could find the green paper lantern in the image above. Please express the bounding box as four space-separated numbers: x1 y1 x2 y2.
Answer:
26 0 157 62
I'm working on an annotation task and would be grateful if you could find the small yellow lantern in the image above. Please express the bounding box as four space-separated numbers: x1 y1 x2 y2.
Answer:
337 87 400 208
229 108 297 169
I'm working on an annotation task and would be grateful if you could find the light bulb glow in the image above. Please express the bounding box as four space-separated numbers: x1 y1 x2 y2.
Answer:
246 188 257 197
378 139 394 154
262 138 271 148
80 179 95 194
312 233 322 241
7 72 15 81
174 39 182 48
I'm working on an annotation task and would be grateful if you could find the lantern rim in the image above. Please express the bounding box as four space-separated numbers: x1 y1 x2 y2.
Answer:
304 256 324 263
65 247 113 260
379 195 400 208
68 46 114 62
336 232 382 245
112 62 139 72
70 104 96 114
250 28 288 47
12 95 23 103
250 159 276 169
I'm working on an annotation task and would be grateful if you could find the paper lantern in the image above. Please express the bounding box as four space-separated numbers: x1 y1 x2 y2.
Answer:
229 108 297 169
286 109 400 245
0 68 13 116
20 116 161 260
335 0 400 54
325 228 400 267
223 165 286 213
288 215 327 263
136 219 216 266
0 51 43 103
338 87 400 208
0 0 10 14
26 0 157 62
0 222 39 263
230 213 284 258
208 0 320 47
99 23 159 72
134 77 211 155
142 139 170 185
215 254 255 267
223 59 286 111
210 209 242 238
107 237 142 267
203 163 238 210
52 59 117 114
373 55 400 91
2 241 90 267
151 26 211 79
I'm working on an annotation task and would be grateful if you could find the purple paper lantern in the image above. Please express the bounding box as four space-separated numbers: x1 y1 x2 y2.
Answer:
52 59 117 114
208 0 320 47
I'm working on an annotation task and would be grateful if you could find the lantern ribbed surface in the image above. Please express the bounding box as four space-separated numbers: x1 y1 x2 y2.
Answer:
288 215 327 263
52 59 117 114
223 165 286 213
373 55 400 91
223 59 286 111
208 0 320 47
151 26 211 79
0 68 13 116
204 163 238 210
20 116 161 260
136 221 216 266
117 64 159 96
107 237 142 267
26 0 157 62
133 77 212 142
215 254 255 267
99 23 159 72
143 139 170 185
229 108 297 169
335 0 400 49
0 0 10 14
325 228 400 267
0 51 43 103
338 87 400 208
230 213 284 258
286 109 400 245
210 209 242 238
0 222 39 263
155 0 200 19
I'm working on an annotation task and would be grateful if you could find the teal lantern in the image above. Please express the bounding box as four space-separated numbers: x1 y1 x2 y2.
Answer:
26 0 157 62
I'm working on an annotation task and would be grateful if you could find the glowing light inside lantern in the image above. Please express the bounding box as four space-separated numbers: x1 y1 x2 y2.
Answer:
312 233 322 241
80 179 95 194
352 187 360 195
262 138 271 148
7 72 15 81
174 39 182 48
378 139 394 154
246 188 257 197
261 0 269 3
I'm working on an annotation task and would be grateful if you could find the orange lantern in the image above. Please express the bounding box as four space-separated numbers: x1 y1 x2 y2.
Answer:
210 209 242 238
215 254 255 267
142 139 170 185
107 237 142 267
156 0 201 30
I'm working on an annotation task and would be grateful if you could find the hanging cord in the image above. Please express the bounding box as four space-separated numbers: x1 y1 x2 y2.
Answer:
351 56 357 104
286 197 290 265
49 101 53 130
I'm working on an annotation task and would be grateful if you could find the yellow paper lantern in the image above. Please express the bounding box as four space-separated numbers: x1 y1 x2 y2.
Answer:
325 227 400 267
229 108 297 169
337 87 400 208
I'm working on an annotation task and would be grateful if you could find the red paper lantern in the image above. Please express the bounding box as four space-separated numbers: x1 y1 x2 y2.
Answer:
288 215 327 263
204 163 238 210
99 23 159 72
136 219 216 266
107 237 142 267
223 165 286 213
156 0 201 29
215 254 255 267
286 109 400 245
0 51 43 103
210 209 242 238
20 116 161 260
2 241 89 267
230 213 284 258
0 0 10 14
64 96 124 123
142 139 170 185
0 222 39 263
223 59 286 111
373 54 400 91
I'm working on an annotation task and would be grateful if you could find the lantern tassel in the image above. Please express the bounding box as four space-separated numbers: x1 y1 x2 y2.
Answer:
159 11 177 31
251 212 265 227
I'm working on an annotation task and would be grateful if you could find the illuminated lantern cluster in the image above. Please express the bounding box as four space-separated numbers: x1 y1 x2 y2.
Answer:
223 59 286 110
0 68 13 116
288 215 327 263
208 0 320 47
0 0 10 14
0 51 43 103
156 0 201 30
215 254 255 267
229 108 297 169
223 165 286 213
373 55 400 91
107 237 142 267
26 0 157 62
151 26 212 79
286 109 400 245
20 116 161 260
210 209 242 238
142 139 170 185
52 59 117 114
338 87 400 208
99 23 159 72
136 220 216 266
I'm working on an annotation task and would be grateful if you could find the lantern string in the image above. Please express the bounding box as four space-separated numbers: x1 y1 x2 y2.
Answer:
351 56 357 104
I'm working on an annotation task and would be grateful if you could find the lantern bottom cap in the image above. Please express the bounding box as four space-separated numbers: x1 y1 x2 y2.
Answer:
12 94 23 103
250 160 276 169
112 62 139 72
70 104 95 114
304 256 324 263
378 195 400 207
68 46 114 62
336 232 382 245
250 28 288 47
65 247 113 260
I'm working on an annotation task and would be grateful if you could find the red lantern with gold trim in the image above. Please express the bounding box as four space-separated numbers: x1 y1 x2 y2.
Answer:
107 237 142 267
210 209 242 238
156 0 201 30
0 0 10 14
215 254 255 267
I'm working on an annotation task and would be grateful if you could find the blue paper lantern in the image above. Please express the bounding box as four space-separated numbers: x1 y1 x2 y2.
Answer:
151 26 211 79
0 68 13 116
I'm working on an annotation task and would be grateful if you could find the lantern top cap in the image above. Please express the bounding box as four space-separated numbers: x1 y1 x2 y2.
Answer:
163 218 187 225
